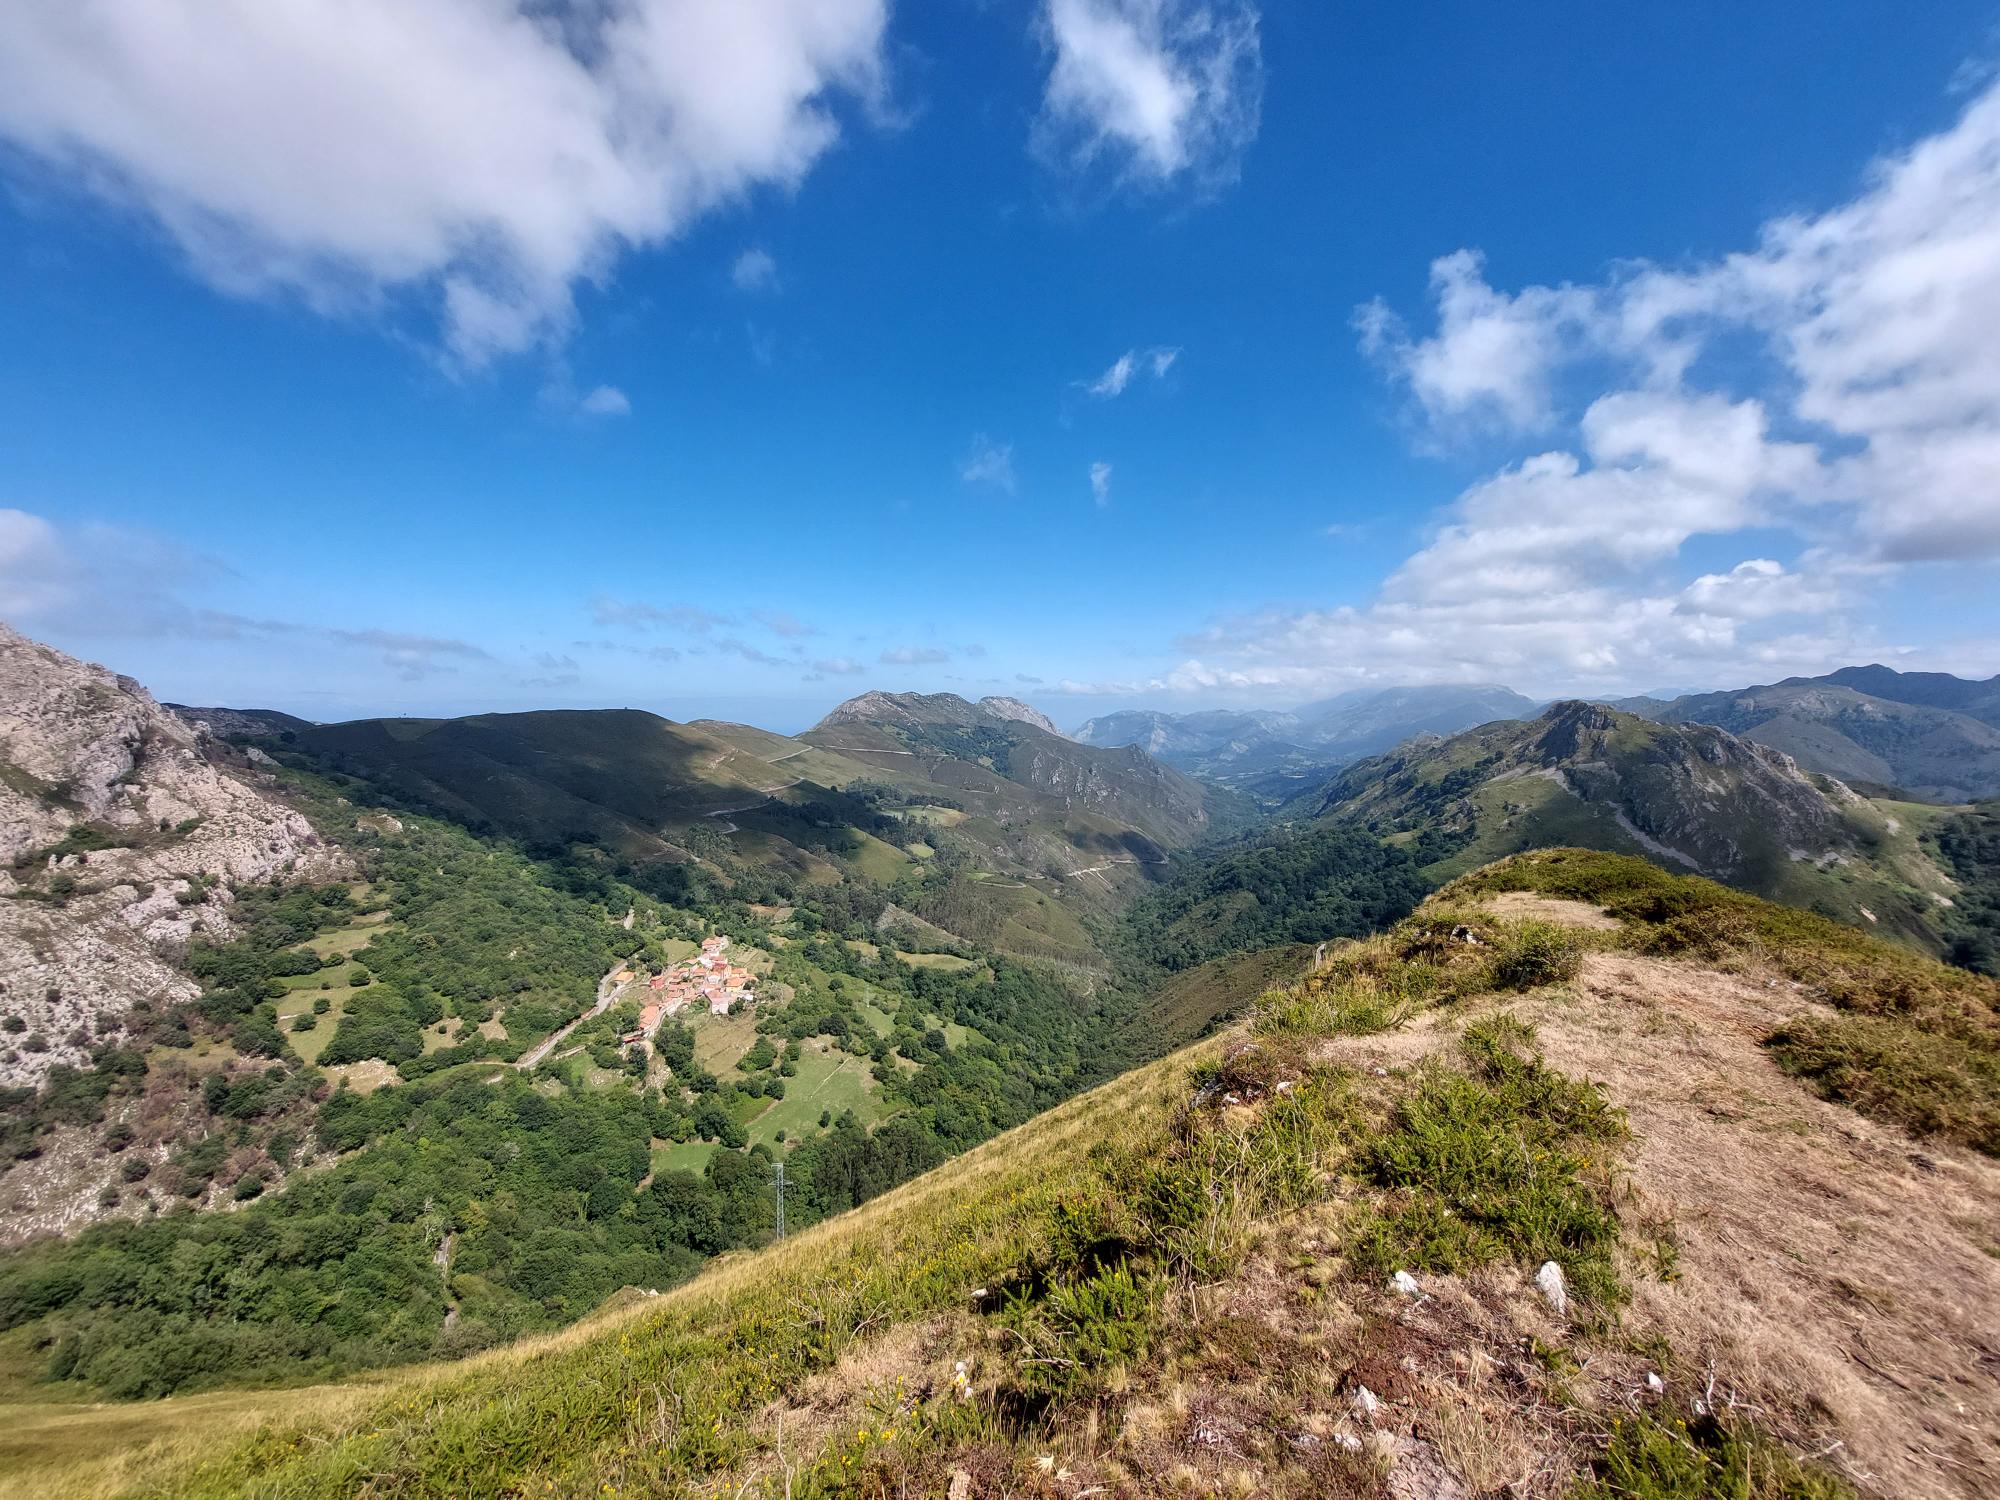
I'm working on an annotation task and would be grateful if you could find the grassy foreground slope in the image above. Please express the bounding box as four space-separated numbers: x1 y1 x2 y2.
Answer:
7 850 1998 1499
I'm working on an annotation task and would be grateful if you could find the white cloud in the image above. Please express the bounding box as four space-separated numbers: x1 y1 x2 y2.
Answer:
958 434 1016 492
1144 71 2000 700
811 656 863 675
1089 460 1113 505
1358 76 2000 565
1355 249 1597 431
1081 343 1180 397
731 246 780 293
1087 351 1137 397
0 1 887 366
577 384 631 417
881 646 950 665
1037 0 1261 190
592 596 729 633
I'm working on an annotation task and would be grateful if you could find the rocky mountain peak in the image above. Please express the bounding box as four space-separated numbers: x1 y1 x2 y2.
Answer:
0 624 346 1087
815 689 981 731
975 696 1064 737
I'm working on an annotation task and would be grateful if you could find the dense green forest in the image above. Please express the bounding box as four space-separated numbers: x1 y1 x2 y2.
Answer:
1116 823 1432 972
1931 801 2000 975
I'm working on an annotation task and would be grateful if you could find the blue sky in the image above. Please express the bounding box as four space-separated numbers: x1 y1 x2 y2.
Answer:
2 1 1998 731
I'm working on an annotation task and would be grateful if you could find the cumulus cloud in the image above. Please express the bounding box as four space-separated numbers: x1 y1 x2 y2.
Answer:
1151 379 1874 695
0 1 888 366
811 656 864 675
1359 76 2000 565
1089 460 1113 505
731 246 780 293
958 434 1016 492
881 646 949 665
1355 250 1598 432
1126 71 2000 699
1036 0 1261 190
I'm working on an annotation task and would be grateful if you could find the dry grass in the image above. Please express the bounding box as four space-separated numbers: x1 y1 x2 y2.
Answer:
1481 890 1625 931
1526 953 2000 1499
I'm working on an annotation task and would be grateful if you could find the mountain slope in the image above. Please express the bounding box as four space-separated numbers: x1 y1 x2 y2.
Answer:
283 694 1225 974
1307 700 1961 951
16 851 1995 1500
1823 663 2000 725
297 708 824 858
1633 668 2000 801
805 690 1217 855
0 625 344 1087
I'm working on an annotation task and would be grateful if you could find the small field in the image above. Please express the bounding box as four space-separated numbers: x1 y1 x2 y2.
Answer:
268 908 396 1064
649 1138 717 1178
689 1010 761 1073
744 1042 886 1148
844 830 912 884
897 950 974 971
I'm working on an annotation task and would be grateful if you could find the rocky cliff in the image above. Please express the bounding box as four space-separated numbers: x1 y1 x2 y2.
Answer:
0 624 345 1086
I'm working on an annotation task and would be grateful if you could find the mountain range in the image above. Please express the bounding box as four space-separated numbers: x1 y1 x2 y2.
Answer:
1074 665 2000 808
1303 698 1964 953
4 622 1999 1500
1073 683 1543 801
1620 666 2000 802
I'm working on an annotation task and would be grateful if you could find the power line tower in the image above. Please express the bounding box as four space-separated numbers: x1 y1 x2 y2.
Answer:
774 1158 787 1240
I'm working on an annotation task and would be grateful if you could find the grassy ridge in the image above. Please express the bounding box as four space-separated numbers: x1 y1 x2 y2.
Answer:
1447 849 2000 1154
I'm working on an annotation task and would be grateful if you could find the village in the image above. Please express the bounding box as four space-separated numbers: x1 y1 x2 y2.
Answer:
619 934 756 1046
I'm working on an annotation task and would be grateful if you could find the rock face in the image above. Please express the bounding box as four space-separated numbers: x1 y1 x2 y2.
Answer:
0 624 346 1087
974 696 1065 738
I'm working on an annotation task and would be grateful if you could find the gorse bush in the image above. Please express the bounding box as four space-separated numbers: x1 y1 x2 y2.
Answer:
1579 1409 1857 1500
1493 919 1584 990
994 1260 1159 1405
1353 1017 1628 1311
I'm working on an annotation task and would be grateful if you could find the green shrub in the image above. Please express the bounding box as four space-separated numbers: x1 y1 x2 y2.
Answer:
1493 920 1583 990
1354 1018 1627 1310
994 1260 1159 1404
1768 1013 2000 1156
1578 1409 1855 1499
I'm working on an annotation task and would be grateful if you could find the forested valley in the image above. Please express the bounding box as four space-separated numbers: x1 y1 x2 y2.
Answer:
1 748 1400 1399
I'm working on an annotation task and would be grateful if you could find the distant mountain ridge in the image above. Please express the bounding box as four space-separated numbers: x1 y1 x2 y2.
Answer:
807 689 1214 852
1307 699 1961 952
1625 665 2000 802
286 689 1227 971
1073 683 1543 800
166 704 316 740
